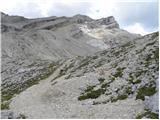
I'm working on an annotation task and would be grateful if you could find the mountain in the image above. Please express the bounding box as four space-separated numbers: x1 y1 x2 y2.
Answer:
1 12 159 119
1 12 139 60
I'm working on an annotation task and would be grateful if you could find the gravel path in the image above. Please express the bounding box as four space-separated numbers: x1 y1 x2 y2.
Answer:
10 72 145 119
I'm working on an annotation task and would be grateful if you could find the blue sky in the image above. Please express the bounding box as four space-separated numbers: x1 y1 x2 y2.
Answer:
0 0 159 35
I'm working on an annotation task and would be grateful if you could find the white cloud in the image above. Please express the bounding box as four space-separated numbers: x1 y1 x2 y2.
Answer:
87 1 116 19
47 2 92 17
0 0 43 18
124 23 149 35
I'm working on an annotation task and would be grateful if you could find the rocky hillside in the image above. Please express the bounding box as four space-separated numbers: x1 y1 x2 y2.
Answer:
1 12 159 119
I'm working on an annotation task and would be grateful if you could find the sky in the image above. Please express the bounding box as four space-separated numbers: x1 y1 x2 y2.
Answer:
0 0 159 35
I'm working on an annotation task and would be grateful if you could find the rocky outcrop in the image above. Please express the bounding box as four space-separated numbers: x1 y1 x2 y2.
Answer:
95 16 119 28
72 14 93 23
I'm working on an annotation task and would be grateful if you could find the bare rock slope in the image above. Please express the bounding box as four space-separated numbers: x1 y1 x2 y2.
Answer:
1 12 158 119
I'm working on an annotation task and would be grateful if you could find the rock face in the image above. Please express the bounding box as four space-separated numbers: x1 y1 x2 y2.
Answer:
1 12 159 119
95 16 119 28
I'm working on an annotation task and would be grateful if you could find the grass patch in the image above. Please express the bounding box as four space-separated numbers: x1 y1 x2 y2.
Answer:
98 77 105 83
144 48 158 66
136 109 159 119
133 79 141 84
109 75 116 81
111 94 128 102
125 86 133 95
117 94 128 100
134 71 142 77
78 76 115 101
1 94 13 102
112 63 118 68
1 101 10 110
128 76 141 84
110 86 133 102
136 84 156 100
101 82 110 88
1 94 13 110
128 71 145 84
112 67 125 78
153 48 159 61
84 85 96 93
78 88 106 101
101 76 115 88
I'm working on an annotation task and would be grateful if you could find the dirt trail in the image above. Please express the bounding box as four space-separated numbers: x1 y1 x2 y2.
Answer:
10 72 145 119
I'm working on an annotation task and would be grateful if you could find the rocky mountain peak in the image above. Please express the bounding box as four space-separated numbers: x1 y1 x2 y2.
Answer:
95 16 119 28
71 14 93 23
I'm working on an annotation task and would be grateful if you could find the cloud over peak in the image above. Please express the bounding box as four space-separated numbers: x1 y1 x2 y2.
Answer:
0 0 158 35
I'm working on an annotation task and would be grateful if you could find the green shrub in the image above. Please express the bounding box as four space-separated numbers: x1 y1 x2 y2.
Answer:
117 94 128 100
153 48 159 61
136 85 156 100
109 75 115 81
101 83 110 88
125 86 133 95
111 94 128 102
1 102 10 110
136 109 159 119
98 78 105 83
78 88 106 101
133 79 141 84
112 67 125 78
84 85 95 93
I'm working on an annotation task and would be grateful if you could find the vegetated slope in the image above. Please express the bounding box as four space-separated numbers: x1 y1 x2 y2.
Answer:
8 32 159 119
1 12 158 119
